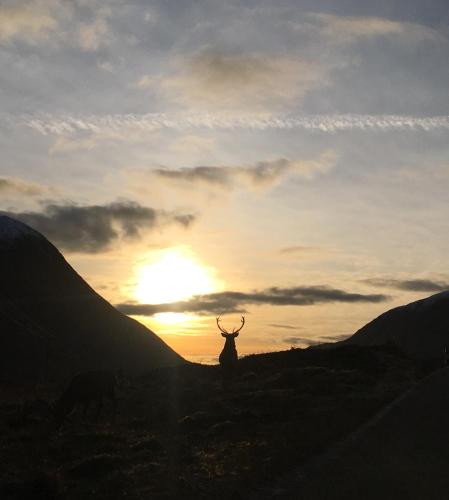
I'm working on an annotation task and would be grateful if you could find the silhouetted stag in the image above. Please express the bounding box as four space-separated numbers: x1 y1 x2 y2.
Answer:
54 370 120 427
217 315 245 382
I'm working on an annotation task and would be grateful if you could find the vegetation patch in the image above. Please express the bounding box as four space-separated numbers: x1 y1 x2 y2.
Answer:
0 344 418 499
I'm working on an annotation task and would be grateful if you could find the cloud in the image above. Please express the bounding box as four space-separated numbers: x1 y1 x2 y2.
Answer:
152 49 329 111
117 286 389 317
363 278 449 292
283 333 349 346
78 13 110 51
0 2 57 43
319 334 350 342
17 113 449 137
283 336 319 346
97 60 115 73
269 323 301 330
0 2 115 50
279 245 322 256
278 245 333 262
135 75 155 89
1 201 196 253
131 13 442 114
170 135 216 156
0 177 52 196
152 152 336 191
49 135 98 155
308 12 442 45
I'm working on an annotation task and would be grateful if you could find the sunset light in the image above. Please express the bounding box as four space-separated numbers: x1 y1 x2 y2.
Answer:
134 249 216 306
153 312 193 326
2 0 448 495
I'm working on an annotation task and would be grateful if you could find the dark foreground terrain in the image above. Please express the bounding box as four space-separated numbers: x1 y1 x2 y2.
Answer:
256 367 449 500
0 345 418 499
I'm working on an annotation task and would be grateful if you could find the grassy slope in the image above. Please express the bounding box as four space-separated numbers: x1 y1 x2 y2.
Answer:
0 344 417 499
259 367 449 500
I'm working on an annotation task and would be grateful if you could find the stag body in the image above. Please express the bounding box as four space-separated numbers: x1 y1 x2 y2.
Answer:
54 370 118 426
217 316 245 381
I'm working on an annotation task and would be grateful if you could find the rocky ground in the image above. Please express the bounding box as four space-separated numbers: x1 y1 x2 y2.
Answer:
0 344 418 499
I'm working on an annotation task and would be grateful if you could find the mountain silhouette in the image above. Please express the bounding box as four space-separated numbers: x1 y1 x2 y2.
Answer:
344 290 449 359
0 215 183 382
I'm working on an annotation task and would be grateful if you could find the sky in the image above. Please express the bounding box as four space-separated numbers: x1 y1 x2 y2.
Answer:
1 0 449 363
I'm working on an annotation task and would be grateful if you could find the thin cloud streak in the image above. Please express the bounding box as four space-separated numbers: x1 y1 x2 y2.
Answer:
284 336 319 346
283 333 350 346
279 245 322 255
11 113 449 136
269 323 301 330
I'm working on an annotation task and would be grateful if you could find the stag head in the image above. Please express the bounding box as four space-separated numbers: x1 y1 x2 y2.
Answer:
216 315 245 338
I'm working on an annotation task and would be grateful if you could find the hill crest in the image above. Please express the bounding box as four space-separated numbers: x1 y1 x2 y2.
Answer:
344 290 449 359
0 216 183 381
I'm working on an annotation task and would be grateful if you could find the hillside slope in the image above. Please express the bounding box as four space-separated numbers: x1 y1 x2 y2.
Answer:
0 216 183 381
344 291 449 359
255 368 449 500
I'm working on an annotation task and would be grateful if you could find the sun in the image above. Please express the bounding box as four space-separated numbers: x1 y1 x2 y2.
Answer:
134 249 215 305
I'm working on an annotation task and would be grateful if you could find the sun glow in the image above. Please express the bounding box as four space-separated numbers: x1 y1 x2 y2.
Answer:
153 312 193 325
134 249 216 307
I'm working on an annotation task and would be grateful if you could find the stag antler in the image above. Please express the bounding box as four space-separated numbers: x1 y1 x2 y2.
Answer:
233 316 245 334
216 316 229 334
217 315 245 335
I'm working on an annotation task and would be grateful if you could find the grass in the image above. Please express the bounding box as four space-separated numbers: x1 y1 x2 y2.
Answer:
0 344 418 499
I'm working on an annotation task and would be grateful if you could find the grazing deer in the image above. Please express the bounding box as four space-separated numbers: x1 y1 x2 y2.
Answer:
217 315 245 381
54 369 121 427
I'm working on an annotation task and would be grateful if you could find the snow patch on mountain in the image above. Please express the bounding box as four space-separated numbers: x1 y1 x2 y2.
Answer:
0 215 41 243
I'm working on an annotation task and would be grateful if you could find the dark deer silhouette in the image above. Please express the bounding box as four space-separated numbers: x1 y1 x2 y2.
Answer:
53 369 120 427
217 315 245 381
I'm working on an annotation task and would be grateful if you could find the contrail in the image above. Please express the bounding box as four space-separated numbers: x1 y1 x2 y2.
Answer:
5 112 449 134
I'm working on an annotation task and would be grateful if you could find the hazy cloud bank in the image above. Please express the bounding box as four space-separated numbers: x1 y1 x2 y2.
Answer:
364 278 449 292
0 4 446 120
143 49 329 111
117 286 389 316
0 177 53 197
152 153 335 190
1 201 195 253
0 1 112 51
0 2 57 43
307 12 442 45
